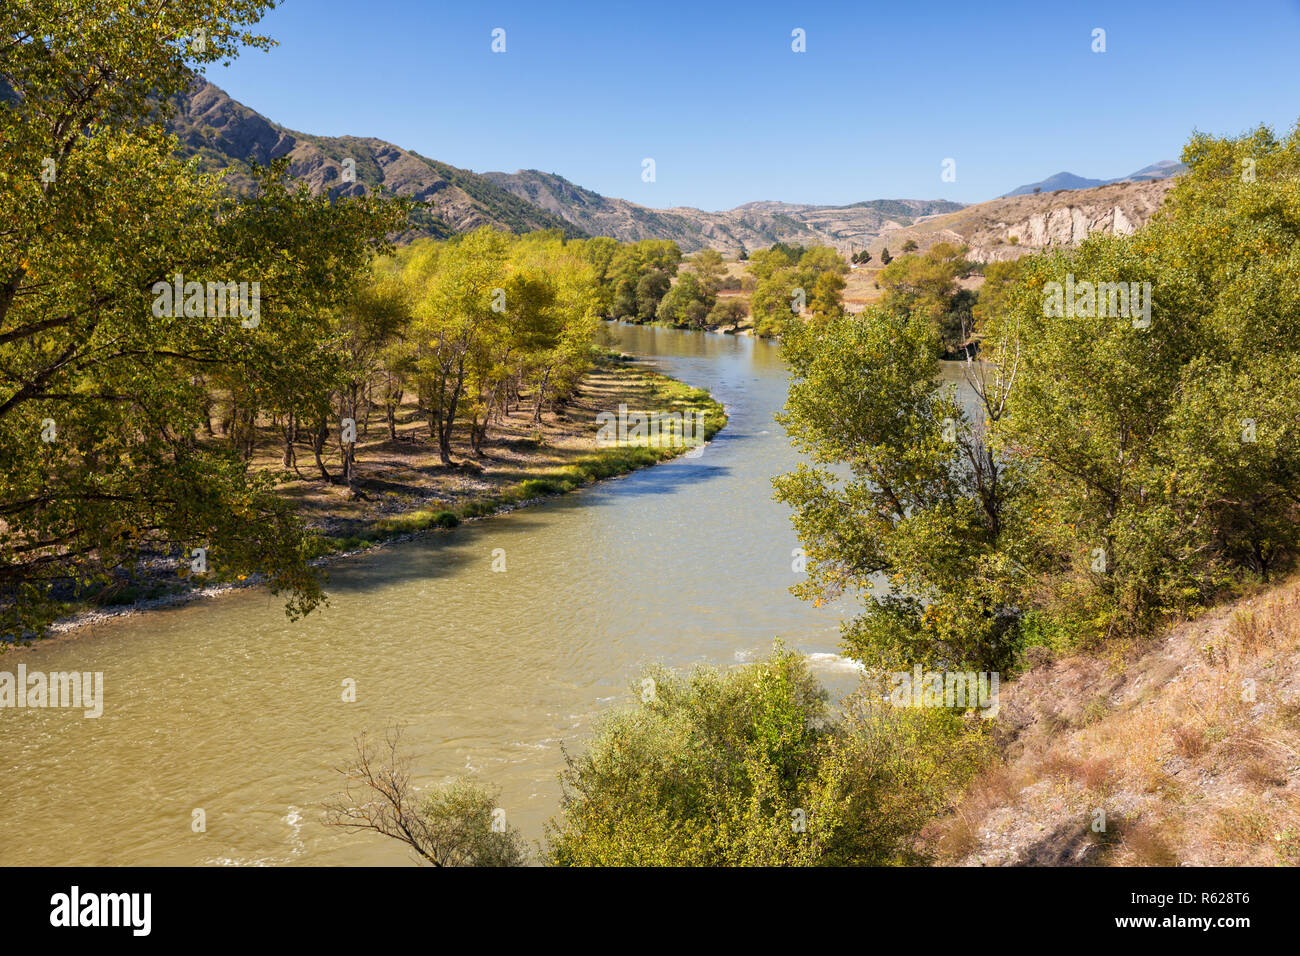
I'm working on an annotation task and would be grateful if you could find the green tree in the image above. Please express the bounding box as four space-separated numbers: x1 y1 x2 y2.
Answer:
656 271 710 328
988 121 1300 641
326 728 529 866
0 0 400 636
876 242 973 352
808 271 847 321
406 228 510 465
607 239 681 320
773 309 1026 671
708 298 749 333
687 248 727 299
749 266 802 337
971 259 1023 333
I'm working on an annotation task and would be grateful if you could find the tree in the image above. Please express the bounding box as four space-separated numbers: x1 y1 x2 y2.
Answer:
745 246 798 282
607 239 681 320
0 1 401 636
708 298 749 333
797 245 848 277
971 259 1023 333
634 269 671 322
333 274 410 496
808 271 847 321
571 236 619 317
744 244 849 337
876 242 974 352
326 728 528 866
749 266 802 337
405 229 511 465
656 271 710 328
986 121 1300 641
688 248 727 299
772 308 1026 671
901 239 919 253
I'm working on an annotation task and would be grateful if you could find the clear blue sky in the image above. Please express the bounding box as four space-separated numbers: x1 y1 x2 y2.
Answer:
206 0 1300 210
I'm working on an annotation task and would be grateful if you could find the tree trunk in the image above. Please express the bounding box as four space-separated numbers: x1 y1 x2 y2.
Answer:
341 385 361 498
282 411 297 468
312 417 332 481
532 367 552 424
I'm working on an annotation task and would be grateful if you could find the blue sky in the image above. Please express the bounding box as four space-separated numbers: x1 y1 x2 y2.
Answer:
206 0 1300 210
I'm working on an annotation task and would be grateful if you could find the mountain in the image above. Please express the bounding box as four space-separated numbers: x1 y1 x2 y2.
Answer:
1003 161 1187 198
864 178 1176 264
483 169 964 253
168 76 1171 257
168 78 963 252
479 169 715 247
1003 171 1108 197
1123 160 1188 182
169 77 586 240
839 178 1176 311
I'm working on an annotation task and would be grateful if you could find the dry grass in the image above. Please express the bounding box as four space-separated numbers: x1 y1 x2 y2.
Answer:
929 577 1300 866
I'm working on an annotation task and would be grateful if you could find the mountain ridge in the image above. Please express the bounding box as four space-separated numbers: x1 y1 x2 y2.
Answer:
170 76 1178 255
1002 160 1187 197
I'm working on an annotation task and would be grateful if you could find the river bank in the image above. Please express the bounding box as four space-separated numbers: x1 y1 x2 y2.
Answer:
0 323 857 865
33 349 727 641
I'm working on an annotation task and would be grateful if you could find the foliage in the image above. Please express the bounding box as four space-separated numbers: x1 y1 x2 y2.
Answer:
0 0 401 636
971 259 1022 333
986 121 1300 642
781 122 1300 666
603 239 682 321
876 242 974 352
773 309 1027 671
325 728 529 866
747 244 848 337
546 646 992 866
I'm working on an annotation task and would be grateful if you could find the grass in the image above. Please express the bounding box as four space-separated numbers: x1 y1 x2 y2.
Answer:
298 367 726 561
927 575 1300 866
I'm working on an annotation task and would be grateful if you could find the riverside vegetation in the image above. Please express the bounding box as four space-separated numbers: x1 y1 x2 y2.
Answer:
5 1 1297 867
336 122 1300 866
0 1 724 639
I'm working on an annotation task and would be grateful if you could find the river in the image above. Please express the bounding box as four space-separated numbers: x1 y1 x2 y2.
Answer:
0 323 976 865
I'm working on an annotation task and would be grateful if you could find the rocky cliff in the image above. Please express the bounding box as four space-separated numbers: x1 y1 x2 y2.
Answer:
864 178 1175 263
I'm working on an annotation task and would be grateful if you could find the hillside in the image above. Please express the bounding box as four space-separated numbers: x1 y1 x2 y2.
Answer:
166 76 1172 259
926 577 1300 867
837 178 1175 309
869 178 1175 263
483 168 965 253
169 77 585 240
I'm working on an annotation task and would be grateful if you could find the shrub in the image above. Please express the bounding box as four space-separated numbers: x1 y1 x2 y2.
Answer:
546 646 992 866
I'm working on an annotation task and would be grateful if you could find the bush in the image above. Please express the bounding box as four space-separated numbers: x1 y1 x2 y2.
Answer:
546 646 992 866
